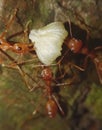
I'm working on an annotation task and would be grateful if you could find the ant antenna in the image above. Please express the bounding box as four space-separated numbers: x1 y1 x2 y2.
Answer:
68 18 73 38
23 20 32 42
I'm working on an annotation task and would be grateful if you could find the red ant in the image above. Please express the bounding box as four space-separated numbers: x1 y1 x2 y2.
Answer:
0 9 38 90
41 67 65 118
32 67 65 118
64 19 102 84
0 8 35 55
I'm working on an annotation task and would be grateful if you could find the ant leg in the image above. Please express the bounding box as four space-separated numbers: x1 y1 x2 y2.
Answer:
55 61 84 87
94 46 102 84
84 46 102 84
22 20 32 43
1 61 32 90
67 18 73 38
70 63 85 71
23 71 43 92
32 92 47 116
0 50 44 90
56 49 84 78
32 106 40 115
55 73 80 87
11 56 37 66
0 49 36 90
94 58 102 84
6 20 32 42
0 50 5 64
94 46 102 51
55 76 76 87
83 55 102 84
52 94 65 116
2 62 40 90
32 102 43 116
7 30 24 40
0 8 17 38
57 50 70 75
16 65 33 90
7 20 32 42
0 49 15 62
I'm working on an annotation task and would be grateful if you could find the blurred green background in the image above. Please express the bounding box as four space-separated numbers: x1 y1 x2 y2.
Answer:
0 0 102 130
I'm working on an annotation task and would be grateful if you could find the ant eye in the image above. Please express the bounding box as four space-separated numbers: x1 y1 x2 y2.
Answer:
14 45 22 51
17 46 22 51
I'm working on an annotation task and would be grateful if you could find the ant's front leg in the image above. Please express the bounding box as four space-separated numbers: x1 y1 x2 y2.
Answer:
82 46 102 84
93 47 102 84
94 58 102 84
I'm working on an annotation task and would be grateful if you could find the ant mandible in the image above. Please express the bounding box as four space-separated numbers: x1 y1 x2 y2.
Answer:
64 19 102 84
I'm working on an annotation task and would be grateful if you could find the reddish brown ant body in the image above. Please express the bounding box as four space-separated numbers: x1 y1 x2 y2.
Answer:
0 9 37 90
0 39 34 54
41 67 65 118
0 8 34 55
64 20 102 84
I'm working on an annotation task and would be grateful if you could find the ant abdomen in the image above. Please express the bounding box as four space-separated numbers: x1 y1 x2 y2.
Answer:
46 99 58 118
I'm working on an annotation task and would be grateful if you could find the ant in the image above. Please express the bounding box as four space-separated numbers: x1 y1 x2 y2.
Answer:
0 48 39 90
0 9 38 90
32 66 65 118
0 8 35 55
41 67 65 118
64 19 102 84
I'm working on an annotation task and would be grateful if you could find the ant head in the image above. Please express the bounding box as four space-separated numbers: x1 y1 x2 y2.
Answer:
64 19 87 53
68 38 83 53
12 43 34 54
41 67 53 81
46 99 58 118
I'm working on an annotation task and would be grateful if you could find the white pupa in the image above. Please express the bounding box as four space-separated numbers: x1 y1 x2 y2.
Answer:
29 22 68 65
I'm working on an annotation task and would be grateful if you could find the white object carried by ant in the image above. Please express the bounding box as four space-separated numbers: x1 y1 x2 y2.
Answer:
29 22 68 65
